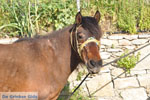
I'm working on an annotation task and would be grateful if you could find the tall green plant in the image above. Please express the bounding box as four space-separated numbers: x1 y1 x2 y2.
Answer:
0 0 39 37
139 5 150 31
116 0 139 34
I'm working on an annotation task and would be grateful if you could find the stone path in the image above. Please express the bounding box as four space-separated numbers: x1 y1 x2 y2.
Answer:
68 34 150 100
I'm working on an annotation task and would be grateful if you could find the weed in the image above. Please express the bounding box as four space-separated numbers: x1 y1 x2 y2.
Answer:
117 51 140 73
111 44 115 49
76 67 87 81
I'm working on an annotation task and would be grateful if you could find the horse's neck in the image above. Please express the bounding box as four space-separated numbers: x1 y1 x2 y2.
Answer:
50 26 81 76
42 26 82 96
70 48 82 72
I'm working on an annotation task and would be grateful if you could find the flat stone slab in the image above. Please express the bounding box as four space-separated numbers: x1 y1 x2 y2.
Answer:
119 39 131 46
100 65 110 73
0 38 18 44
85 73 114 97
113 52 124 57
124 45 135 50
101 39 113 46
124 35 138 40
138 34 150 39
132 44 150 70
100 52 111 59
114 77 139 89
68 70 78 82
132 39 148 45
101 39 118 46
108 35 123 40
107 49 123 52
130 70 147 76
121 88 148 100
138 74 150 88
100 45 106 49
111 68 125 78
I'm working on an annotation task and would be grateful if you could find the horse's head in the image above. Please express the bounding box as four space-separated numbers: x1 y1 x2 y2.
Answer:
71 11 103 74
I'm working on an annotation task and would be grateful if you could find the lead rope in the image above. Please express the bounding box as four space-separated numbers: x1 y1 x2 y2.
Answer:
67 41 150 100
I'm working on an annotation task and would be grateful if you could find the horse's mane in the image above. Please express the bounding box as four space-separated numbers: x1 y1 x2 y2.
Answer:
71 16 103 37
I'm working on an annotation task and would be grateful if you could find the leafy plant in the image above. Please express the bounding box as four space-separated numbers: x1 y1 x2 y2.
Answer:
38 0 76 31
117 51 140 73
76 72 83 81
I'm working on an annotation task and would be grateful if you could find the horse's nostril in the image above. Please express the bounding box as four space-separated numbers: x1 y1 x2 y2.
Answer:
89 60 103 67
89 60 96 66
98 60 103 66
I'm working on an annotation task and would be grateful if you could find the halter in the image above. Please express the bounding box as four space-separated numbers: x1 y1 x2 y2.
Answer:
70 25 100 60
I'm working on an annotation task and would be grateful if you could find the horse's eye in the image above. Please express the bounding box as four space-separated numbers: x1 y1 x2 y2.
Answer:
78 33 84 39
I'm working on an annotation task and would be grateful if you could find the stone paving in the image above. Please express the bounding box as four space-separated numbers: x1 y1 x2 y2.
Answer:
68 34 150 100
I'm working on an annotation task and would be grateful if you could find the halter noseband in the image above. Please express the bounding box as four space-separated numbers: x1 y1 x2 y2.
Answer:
70 25 100 60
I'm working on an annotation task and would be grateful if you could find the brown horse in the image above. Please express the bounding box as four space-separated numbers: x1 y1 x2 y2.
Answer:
0 11 103 100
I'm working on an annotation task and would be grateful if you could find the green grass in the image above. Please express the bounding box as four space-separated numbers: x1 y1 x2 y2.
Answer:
0 0 150 37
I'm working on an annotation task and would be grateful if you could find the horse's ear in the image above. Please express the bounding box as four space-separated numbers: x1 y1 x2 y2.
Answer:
94 10 101 23
75 12 82 25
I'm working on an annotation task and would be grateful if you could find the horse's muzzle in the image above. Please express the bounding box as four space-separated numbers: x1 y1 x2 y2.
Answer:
86 60 103 74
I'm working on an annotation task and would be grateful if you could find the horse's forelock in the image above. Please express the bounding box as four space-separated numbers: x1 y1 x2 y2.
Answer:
81 17 102 37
